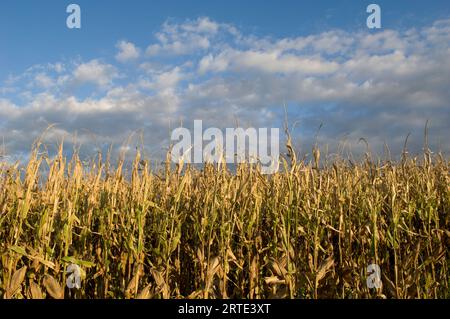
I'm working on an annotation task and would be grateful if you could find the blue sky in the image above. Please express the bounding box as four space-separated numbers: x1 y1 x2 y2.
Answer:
0 1 449 161
1 0 449 77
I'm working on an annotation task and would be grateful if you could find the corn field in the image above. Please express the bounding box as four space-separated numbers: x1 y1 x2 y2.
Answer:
0 139 449 299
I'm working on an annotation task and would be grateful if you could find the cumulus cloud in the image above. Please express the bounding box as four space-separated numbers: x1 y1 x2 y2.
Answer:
199 50 339 75
115 40 141 62
72 60 119 88
34 73 54 88
139 67 185 93
1 17 450 161
145 17 231 56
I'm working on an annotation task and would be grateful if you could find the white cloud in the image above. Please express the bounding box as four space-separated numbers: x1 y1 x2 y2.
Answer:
138 66 186 95
181 17 219 34
145 17 230 56
115 40 141 62
199 50 339 75
34 73 54 88
48 62 65 73
198 54 229 74
153 67 184 91
1 18 450 159
0 87 16 94
73 60 118 87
